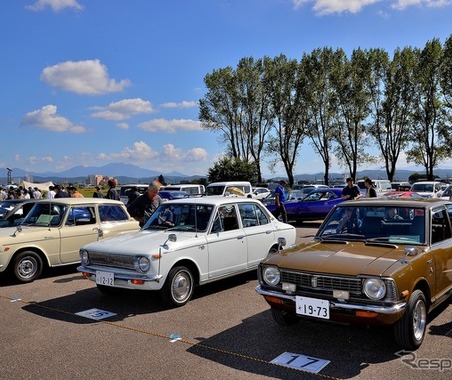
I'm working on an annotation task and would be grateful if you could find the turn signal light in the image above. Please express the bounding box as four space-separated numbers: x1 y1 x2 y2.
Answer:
82 272 91 278
131 279 145 285
355 311 378 318
264 295 284 304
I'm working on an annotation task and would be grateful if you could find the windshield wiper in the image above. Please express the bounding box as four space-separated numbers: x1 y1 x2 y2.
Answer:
320 233 365 242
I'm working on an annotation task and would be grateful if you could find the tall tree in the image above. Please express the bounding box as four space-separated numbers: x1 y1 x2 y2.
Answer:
235 57 273 182
440 34 452 148
300 47 341 185
368 47 415 181
264 55 306 187
406 39 448 180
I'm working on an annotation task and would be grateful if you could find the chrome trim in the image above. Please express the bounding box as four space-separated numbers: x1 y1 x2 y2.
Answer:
255 286 406 315
77 266 163 282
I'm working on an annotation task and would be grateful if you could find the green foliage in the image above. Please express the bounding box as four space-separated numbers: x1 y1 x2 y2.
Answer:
207 157 258 183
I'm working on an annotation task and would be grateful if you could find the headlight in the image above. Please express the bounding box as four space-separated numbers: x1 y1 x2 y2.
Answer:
363 278 386 300
262 266 281 286
80 249 90 265
134 256 151 273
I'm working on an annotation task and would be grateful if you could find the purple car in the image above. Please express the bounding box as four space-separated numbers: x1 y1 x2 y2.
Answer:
266 188 344 223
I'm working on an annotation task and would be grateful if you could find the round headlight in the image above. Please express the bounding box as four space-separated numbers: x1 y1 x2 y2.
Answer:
80 249 90 266
363 278 386 300
263 266 281 286
134 256 151 273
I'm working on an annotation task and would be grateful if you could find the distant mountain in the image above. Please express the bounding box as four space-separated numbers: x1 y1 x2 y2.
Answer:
2 163 452 185
0 163 200 185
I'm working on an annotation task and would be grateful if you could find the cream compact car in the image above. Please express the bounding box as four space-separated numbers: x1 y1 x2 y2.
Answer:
78 197 296 306
0 198 139 283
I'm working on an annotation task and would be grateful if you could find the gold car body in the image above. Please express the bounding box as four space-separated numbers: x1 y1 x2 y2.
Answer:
256 198 452 349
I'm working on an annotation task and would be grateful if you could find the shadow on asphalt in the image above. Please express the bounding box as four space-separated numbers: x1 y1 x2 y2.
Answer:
187 309 400 379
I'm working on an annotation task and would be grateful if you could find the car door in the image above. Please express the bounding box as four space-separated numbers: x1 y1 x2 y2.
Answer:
59 205 99 263
237 202 275 268
432 206 452 296
205 203 247 278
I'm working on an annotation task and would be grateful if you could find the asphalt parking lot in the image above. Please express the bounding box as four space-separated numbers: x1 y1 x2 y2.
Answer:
0 223 451 380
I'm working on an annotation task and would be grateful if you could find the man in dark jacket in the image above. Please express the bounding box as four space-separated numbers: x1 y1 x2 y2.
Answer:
127 180 163 227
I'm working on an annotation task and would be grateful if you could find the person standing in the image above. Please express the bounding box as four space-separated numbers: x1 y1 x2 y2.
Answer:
273 180 288 223
341 178 361 200
93 186 104 198
46 185 56 199
54 184 70 198
106 179 120 200
127 180 163 227
364 178 377 198
32 187 42 199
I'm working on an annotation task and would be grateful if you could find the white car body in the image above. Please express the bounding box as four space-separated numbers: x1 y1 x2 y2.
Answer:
252 187 271 200
410 181 445 198
78 197 296 306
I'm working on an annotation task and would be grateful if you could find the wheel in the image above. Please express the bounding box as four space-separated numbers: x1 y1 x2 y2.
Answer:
270 307 299 326
12 251 43 283
161 266 194 307
394 289 427 350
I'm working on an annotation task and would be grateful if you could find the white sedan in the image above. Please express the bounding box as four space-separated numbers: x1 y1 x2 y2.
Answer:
78 197 296 306
252 187 271 200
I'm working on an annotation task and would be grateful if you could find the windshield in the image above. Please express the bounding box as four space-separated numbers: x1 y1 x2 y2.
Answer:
21 203 67 227
317 205 426 245
143 203 214 232
411 183 433 192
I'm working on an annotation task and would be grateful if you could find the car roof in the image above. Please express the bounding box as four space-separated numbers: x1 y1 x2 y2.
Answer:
338 197 448 208
163 196 261 206
34 198 125 206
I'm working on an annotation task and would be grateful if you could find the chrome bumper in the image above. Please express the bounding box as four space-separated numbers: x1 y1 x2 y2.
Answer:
255 285 406 315
77 266 163 282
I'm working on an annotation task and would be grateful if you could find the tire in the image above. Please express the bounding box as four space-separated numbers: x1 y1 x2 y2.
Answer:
394 289 427 350
161 266 194 307
12 251 43 283
270 307 299 326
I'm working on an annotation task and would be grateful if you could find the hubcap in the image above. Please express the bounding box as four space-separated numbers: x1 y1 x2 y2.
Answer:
18 258 37 279
412 299 427 341
172 272 191 302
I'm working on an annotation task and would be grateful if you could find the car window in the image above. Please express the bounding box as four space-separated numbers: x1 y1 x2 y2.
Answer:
238 203 270 227
98 205 128 222
211 204 239 233
22 203 67 226
431 208 452 244
66 206 96 226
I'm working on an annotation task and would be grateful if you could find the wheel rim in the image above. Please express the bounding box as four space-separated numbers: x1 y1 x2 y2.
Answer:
171 271 192 303
17 257 38 279
412 299 427 341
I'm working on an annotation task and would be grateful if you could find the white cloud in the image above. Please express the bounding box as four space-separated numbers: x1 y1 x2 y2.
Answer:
21 105 86 133
391 0 451 10
41 59 131 95
98 141 159 164
160 100 198 109
90 98 154 120
117 122 129 129
138 118 202 134
293 0 381 14
25 0 84 12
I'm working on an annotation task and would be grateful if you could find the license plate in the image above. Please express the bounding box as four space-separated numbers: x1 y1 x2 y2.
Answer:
296 296 330 319
96 271 114 287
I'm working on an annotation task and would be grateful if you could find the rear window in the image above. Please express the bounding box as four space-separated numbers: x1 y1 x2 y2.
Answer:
99 205 129 222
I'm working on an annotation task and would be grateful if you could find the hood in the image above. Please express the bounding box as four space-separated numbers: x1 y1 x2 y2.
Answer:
82 229 206 255
263 241 407 277
0 226 54 245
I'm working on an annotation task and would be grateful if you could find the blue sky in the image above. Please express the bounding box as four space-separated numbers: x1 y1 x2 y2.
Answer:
1 0 452 178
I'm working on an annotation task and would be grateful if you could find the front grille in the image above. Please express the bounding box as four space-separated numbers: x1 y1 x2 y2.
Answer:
89 251 135 270
281 270 362 295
